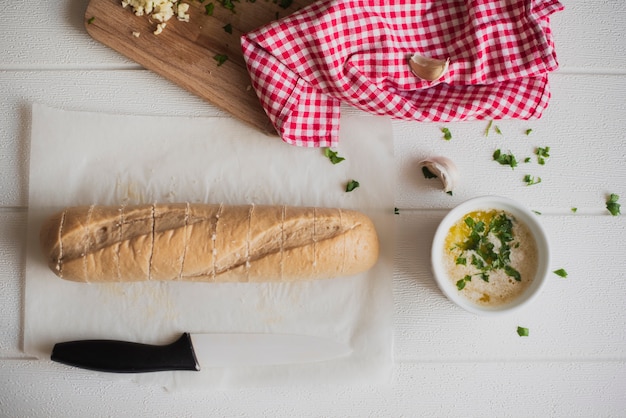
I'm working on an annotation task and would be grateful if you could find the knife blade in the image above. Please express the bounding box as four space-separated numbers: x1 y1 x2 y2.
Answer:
51 332 352 373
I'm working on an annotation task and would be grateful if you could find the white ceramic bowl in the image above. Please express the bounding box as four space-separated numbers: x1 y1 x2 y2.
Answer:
431 196 550 315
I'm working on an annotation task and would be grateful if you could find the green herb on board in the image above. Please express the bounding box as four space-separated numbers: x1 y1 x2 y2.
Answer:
553 268 568 278
517 326 529 337
494 125 502 135
525 129 533 135
532 210 542 215
205 3 214 14
346 180 360 192
536 146 551 165
606 194 621 216
214 54 228 66
220 0 237 13
87 16 95 24
524 174 542 186
524 157 531 163
323 148 345 164
571 207 578 213
278 0 293 8
493 149 518 169
223 23 233 34
441 127 452 140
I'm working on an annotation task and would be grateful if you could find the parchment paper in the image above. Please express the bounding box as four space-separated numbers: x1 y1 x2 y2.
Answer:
24 103 394 390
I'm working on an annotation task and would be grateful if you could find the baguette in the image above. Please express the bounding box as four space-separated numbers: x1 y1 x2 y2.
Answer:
39 203 379 282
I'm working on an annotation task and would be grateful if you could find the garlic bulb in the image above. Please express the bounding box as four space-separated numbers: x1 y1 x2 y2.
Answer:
419 156 459 193
408 54 450 81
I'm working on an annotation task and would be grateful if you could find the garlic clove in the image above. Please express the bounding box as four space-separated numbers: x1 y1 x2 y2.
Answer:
419 156 459 193
408 54 450 81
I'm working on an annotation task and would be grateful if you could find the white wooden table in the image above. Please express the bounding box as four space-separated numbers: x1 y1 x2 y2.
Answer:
1 1 625 416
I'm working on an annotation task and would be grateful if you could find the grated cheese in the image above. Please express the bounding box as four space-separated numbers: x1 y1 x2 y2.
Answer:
121 0 190 34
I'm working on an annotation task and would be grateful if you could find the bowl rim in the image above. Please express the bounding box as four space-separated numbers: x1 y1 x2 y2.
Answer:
431 195 551 316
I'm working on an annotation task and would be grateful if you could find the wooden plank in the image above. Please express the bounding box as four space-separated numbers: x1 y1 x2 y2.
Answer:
0 359 625 415
83 0 316 135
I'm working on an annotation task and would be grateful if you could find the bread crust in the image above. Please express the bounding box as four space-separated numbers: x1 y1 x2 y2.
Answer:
39 204 379 282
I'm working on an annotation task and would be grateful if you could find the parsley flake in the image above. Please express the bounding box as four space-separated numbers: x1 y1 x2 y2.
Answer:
494 125 502 135
607 194 621 216
205 3 214 14
213 54 228 66
553 268 568 278
323 148 345 164
493 149 518 169
346 180 360 192
535 146 551 165
456 275 472 290
219 0 237 13
525 128 533 136
485 120 493 137
223 23 233 34
517 326 529 337
87 16 95 24
524 174 542 186
441 127 452 141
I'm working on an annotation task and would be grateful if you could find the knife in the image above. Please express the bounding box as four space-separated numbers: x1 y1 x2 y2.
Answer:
51 332 351 373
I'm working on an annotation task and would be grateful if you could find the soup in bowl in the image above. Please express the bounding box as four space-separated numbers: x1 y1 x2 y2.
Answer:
431 196 550 315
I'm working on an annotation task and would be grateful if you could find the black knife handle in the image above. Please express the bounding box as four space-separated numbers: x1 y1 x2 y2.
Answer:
51 332 200 373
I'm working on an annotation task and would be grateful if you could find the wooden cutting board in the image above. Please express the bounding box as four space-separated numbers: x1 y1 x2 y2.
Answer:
85 0 315 135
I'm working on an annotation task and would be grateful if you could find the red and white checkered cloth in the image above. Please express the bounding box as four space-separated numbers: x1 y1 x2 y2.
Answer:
241 0 564 147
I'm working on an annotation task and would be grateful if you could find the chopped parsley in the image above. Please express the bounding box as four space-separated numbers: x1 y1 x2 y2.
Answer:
525 128 533 136
87 16 95 24
606 193 621 216
223 23 233 34
493 149 518 169
453 212 521 289
517 326 529 337
524 157 531 163
571 207 578 213
219 0 237 13
494 125 502 135
535 146 550 165
456 275 472 290
213 54 228 66
346 180 360 192
205 2 214 14
485 120 493 137
523 174 542 186
441 127 452 141
277 0 293 8
553 268 568 278
323 148 345 164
